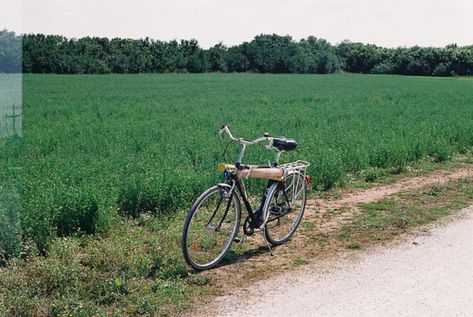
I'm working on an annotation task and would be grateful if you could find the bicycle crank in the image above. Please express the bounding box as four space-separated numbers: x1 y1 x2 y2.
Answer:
243 215 255 236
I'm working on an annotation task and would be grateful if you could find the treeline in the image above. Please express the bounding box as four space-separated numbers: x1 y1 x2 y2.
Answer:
337 42 473 76
18 33 339 74
1 29 473 76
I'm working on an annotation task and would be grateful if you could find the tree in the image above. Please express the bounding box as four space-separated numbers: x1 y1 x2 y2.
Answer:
305 37 340 73
226 43 250 72
246 34 299 73
337 41 384 73
208 43 227 72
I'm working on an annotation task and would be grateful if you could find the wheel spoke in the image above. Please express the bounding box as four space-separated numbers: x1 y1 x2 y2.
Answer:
206 196 223 226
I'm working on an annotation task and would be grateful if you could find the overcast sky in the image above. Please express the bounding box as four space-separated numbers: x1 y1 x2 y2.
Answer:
2 0 473 48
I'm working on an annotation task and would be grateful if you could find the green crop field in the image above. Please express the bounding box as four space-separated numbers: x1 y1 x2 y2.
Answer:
1 73 473 315
3 73 473 254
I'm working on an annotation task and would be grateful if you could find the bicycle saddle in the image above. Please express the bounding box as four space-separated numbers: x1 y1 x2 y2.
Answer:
272 137 297 151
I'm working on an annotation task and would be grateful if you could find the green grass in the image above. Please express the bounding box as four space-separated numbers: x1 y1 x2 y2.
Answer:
346 242 362 250
0 215 206 316
1 73 473 315
293 257 310 266
339 178 473 244
3 73 472 253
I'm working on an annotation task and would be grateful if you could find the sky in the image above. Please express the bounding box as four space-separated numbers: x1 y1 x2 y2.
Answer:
1 0 473 48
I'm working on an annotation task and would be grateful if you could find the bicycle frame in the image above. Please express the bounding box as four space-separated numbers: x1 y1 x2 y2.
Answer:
218 171 278 233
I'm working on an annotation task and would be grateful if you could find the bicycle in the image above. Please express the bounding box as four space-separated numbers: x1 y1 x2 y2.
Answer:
181 124 310 270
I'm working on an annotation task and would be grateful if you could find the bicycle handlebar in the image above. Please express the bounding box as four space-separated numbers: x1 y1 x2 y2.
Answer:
219 124 273 147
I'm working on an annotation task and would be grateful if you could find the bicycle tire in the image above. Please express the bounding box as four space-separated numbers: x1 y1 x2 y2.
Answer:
182 184 241 270
263 171 307 246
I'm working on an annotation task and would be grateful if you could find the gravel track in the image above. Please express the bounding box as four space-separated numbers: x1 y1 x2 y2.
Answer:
216 205 473 317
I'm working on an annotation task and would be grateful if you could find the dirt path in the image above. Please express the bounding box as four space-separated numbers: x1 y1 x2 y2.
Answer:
305 166 473 233
215 205 473 316
192 165 473 316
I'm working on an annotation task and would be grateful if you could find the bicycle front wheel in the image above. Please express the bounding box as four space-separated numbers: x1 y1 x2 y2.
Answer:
263 171 307 246
182 184 241 270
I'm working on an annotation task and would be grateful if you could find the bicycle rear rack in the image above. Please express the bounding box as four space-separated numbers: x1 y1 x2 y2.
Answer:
280 160 310 181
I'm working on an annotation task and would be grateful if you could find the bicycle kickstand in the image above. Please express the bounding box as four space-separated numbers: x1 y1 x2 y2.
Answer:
262 229 275 256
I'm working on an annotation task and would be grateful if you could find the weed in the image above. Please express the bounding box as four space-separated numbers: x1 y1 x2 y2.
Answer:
346 242 362 249
293 257 310 266
425 185 444 197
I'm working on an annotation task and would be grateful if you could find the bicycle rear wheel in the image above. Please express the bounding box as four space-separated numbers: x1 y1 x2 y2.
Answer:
182 185 241 270
263 171 307 246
